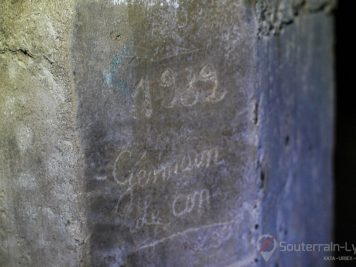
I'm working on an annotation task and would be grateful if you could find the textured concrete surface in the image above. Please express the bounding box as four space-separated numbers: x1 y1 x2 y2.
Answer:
72 1 259 266
0 1 88 266
0 0 334 266
256 10 335 267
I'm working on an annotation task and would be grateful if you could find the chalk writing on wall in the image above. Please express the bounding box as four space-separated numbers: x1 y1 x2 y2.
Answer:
172 189 210 217
109 144 235 250
134 64 226 118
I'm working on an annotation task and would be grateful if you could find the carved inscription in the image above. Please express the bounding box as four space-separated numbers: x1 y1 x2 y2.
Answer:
172 189 210 217
132 77 153 119
129 197 164 233
110 145 229 248
113 147 220 189
129 63 226 119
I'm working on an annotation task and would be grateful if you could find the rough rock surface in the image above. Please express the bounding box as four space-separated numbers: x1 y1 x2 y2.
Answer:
0 1 88 266
256 10 335 267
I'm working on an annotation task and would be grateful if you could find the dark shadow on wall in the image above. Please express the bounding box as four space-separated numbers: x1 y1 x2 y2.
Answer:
334 1 356 266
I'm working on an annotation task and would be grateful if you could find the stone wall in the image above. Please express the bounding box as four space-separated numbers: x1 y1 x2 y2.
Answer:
0 0 335 266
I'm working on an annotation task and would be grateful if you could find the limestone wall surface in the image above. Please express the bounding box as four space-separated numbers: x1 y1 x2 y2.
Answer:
0 0 335 266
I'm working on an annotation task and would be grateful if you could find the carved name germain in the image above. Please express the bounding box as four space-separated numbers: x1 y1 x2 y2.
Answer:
113 146 221 189
111 146 223 236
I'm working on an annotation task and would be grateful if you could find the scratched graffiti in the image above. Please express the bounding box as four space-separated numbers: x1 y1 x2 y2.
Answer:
104 52 226 120
112 146 220 189
73 1 257 265
111 146 222 237
160 64 226 108
172 189 210 217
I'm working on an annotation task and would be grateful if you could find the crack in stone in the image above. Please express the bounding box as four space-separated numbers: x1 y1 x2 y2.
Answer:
0 47 34 58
